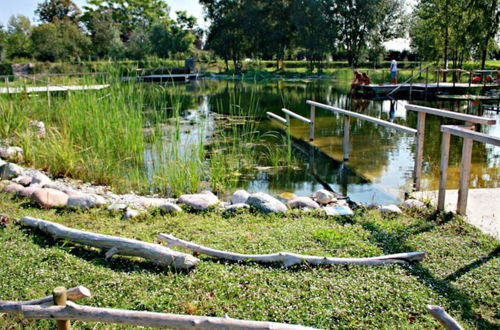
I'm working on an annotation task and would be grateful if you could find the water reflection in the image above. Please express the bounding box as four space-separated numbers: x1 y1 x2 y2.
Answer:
151 79 499 205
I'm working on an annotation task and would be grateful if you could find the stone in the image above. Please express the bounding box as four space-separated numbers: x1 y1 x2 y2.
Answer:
0 158 6 167
224 203 250 212
67 194 107 209
159 202 183 214
0 163 24 180
140 197 170 209
30 171 51 186
2 183 24 194
323 205 354 216
14 176 32 186
123 208 140 219
31 188 69 208
230 189 250 205
178 191 219 210
17 186 39 198
379 204 403 214
286 196 320 209
402 199 426 209
0 146 23 161
314 189 336 204
29 120 46 138
246 192 287 214
107 203 128 211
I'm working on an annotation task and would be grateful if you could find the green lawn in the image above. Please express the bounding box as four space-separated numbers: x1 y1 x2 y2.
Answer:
0 194 498 329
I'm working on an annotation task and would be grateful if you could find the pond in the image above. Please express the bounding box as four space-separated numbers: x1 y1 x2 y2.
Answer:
156 78 500 205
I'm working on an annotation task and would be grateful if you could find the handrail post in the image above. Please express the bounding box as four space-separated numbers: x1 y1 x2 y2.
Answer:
309 105 315 141
457 135 473 215
414 112 426 191
53 287 71 330
343 115 350 161
438 132 451 211
285 113 291 161
425 67 429 99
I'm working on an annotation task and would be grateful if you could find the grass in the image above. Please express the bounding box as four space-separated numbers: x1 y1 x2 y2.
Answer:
0 194 498 329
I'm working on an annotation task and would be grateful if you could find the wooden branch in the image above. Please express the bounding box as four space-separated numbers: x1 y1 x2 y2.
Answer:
20 302 316 329
157 234 425 267
427 305 464 330
20 217 199 269
0 286 91 313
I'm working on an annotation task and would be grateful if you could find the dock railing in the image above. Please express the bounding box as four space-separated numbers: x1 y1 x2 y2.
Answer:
438 125 500 215
405 104 496 191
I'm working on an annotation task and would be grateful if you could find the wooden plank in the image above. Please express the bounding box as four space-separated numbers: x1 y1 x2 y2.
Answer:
281 108 312 124
457 137 473 215
414 112 426 191
309 105 315 141
0 84 110 94
427 305 464 330
441 125 500 146
405 104 496 125
306 100 417 134
438 132 451 211
266 112 287 124
343 116 350 161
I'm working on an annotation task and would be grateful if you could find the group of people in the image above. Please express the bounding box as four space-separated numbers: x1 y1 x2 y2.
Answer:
351 71 372 86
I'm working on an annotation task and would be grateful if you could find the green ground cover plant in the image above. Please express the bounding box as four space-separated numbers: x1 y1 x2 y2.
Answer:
0 194 498 329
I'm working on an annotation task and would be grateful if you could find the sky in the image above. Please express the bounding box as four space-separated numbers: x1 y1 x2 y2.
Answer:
0 0 207 28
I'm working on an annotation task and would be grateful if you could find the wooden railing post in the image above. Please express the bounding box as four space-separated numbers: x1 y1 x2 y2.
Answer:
414 112 426 191
438 132 451 211
425 67 429 99
53 287 71 330
309 105 315 141
457 136 473 215
343 115 350 161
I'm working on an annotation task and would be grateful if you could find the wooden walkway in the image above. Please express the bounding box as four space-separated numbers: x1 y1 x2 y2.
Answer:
0 84 110 94
354 82 497 98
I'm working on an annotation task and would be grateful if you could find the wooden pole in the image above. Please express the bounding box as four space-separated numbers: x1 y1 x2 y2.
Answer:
438 132 451 211
427 305 464 330
414 112 426 191
381 70 384 84
309 105 315 141
47 76 51 108
468 71 472 88
425 67 429 99
343 115 350 161
457 137 473 215
53 287 71 330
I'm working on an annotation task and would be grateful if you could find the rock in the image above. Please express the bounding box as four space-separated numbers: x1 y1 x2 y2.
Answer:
30 171 51 186
379 204 403 214
0 158 6 167
178 191 219 210
159 202 183 214
286 197 320 209
0 147 23 161
0 213 10 227
14 176 32 186
29 120 46 138
230 189 250 204
67 194 107 209
224 203 250 212
402 199 426 209
279 192 296 200
246 192 287 214
17 186 39 198
123 208 140 219
107 203 128 211
314 189 336 204
140 197 170 209
31 188 69 208
0 163 24 180
2 183 24 194
323 205 354 216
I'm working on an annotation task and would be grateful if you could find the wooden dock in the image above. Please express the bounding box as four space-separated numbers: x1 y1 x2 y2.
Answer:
0 84 109 94
139 73 203 82
353 82 496 98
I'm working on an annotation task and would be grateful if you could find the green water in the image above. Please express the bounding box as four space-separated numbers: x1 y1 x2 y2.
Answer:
153 78 500 205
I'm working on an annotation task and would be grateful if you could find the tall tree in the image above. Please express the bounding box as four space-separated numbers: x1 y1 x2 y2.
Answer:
35 0 81 23
470 0 500 69
86 11 124 58
5 15 32 58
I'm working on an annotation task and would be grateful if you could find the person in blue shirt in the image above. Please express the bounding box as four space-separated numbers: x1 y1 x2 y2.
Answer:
390 58 398 84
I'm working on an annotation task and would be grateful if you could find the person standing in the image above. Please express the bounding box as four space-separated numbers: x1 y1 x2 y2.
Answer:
390 58 398 84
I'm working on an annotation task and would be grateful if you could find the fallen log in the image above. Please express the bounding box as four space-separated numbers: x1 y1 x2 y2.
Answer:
426 305 464 330
157 234 425 267
0 286 91 313
21 302 316 329
20 217 199 269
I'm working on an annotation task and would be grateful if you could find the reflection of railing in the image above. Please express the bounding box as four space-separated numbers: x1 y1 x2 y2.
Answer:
405 104 496 191
438 125 500 215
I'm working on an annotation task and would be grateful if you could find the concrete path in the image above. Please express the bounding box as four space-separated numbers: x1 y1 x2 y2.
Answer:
415 188 500 239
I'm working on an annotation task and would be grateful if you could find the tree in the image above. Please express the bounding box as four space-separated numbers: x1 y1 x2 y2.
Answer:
149 14 196 58
5 15 32 58
470 0 500 69
31 21 90 61
35 0 81 23
86 11 124 58
126 26 151 59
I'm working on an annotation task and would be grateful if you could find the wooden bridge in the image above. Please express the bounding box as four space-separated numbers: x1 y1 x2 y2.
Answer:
0 84 109 94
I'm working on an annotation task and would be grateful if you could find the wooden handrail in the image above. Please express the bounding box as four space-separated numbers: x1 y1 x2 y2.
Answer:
281 108 312 124
266 111 287 124
441 125 500 146
405 104 496 125
306 100 417 134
